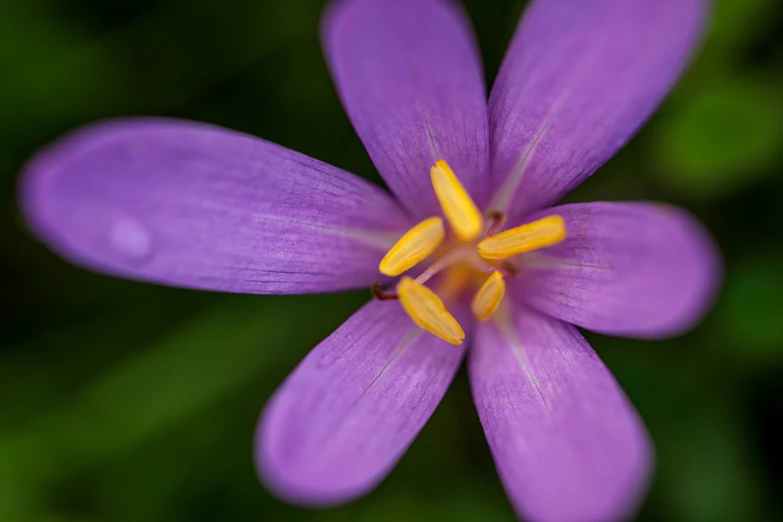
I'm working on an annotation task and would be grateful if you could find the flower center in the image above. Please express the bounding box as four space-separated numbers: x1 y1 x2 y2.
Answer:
373 160 567 345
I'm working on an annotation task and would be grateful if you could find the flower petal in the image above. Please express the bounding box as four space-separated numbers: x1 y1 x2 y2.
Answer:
257 299 467 505
21 118 411 294
323 0 489 218
470 306 651 522
516 202 721 338
488 0 708 221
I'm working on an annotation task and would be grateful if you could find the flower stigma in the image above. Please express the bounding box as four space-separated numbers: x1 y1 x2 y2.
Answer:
373 160 568 344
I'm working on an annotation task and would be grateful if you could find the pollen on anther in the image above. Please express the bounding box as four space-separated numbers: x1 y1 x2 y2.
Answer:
397 276 465 345
430 160 483 242
379 217 445 276
478 215 566 260
471 271 506 321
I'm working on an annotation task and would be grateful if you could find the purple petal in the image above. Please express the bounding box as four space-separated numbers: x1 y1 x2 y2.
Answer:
21 118 411 294
515 202 721 338
488 0 707 221
257 299 467 505
470 306 651 522
323 0 490 218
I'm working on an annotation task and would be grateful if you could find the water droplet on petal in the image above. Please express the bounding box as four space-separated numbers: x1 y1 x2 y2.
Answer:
109 218 152 262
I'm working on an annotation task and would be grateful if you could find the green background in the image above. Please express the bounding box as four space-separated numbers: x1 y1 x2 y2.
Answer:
1 0 782 521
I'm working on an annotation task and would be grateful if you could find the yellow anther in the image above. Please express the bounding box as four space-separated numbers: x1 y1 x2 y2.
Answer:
379 217 445 276
430 160 483 242
397 276 465 345
471 271 506 321
478 215 566 260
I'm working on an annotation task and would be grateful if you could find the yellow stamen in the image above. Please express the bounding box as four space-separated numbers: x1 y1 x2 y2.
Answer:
430 160 483 242
397 276 465 345
379 217 445 276
471 271 506 321
477 215 566 260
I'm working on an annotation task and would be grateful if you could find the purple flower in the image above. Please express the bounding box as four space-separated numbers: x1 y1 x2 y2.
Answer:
19 0 720 520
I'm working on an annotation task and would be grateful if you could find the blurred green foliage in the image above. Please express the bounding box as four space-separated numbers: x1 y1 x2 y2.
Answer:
1 0 782 521
654 79 783 196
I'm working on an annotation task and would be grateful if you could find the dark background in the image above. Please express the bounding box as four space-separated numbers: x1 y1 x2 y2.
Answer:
1 0 782 521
